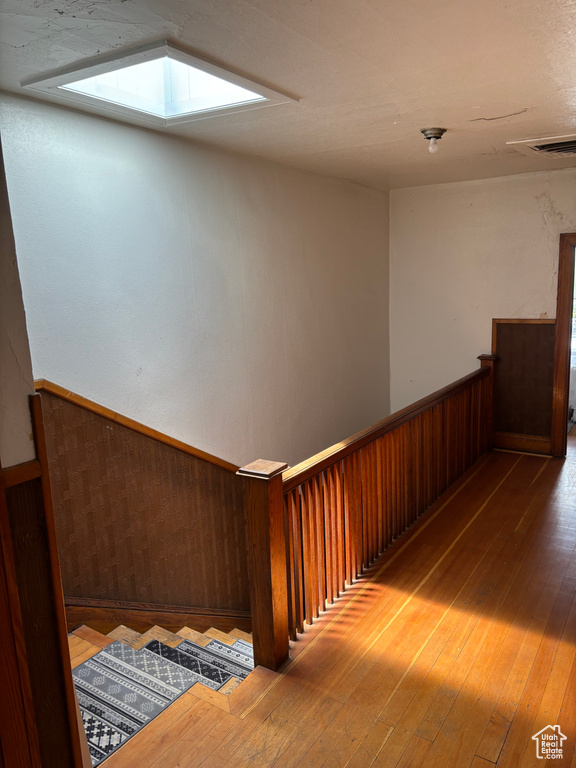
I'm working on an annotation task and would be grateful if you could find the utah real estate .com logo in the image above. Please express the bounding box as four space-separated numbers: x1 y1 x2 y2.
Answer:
532 725 567 760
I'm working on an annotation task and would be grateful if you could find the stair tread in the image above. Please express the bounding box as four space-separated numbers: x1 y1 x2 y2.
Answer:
133 625 184 649
228 666 278 717
203 627 238 645
186 676 243 713
176 626 212 646
106 624 142 648
73 624 114 648
68 634 94 659
71 643 102 669
228 628 253 644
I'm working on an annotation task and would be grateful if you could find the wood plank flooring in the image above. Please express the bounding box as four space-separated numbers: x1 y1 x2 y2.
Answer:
92 442 576 767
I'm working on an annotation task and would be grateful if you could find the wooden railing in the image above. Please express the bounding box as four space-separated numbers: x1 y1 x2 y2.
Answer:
281 364 494 639
37 359 495 672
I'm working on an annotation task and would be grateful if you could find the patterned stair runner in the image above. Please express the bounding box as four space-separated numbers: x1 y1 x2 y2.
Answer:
73 631 254 766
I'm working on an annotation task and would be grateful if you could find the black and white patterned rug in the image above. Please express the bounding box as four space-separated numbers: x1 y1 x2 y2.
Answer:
73 637 254 766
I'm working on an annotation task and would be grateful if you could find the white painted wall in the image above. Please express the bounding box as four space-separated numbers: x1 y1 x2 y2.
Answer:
0 138 36 468
390 169 576 412
0 96 390 468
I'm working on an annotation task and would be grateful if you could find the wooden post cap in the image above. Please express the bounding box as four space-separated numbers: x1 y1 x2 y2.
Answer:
477 354 498 362
237 460 289 479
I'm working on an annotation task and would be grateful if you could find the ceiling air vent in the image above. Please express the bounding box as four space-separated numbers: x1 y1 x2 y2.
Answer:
507 134 576 158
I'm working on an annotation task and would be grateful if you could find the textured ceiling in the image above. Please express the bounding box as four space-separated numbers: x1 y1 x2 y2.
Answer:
1 0 576 189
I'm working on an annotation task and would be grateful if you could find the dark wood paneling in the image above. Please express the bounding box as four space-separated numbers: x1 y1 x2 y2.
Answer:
40 391 250 613
493 320 555 441
64 597 251 634
6 478 76 768
36 379 238 473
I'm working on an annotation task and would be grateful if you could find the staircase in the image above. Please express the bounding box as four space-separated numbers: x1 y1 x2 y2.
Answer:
68 623 256 766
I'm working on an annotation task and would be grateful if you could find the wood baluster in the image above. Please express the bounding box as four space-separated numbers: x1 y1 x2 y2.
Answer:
402 423 410 532
352 450 363 576
412 417 421 522
284 490 300 640
376 438 384 555
363 444 372 564
465 385 473 468
307 480 320 620
364 443 377 564
293 489 305 635
421 412 428 513
325 466 337 600
462 388 469 472
374 441 380 556
301 482 313 625
407 421 414 525
387 432 395 543
395 428 403 540
444 398 452 489
342 456 352 585
434 403 442 502
415 415 423 519
319 472 330 606
331 465 341 597
381 434 391 549
310 474 326 612
334 463 345 594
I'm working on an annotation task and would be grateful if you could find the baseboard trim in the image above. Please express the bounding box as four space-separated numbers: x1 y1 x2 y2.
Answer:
64 597 252 635
493 432 552 455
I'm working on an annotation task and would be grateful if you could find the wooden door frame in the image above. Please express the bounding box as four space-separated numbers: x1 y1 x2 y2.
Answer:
551 233 576 457
491 318 556 455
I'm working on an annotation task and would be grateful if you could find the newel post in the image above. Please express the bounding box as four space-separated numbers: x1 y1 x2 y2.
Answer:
237 459 290 671
478 354 498 449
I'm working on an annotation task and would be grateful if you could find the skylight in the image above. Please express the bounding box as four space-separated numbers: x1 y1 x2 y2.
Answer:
22 41 295 126
61 57 266 118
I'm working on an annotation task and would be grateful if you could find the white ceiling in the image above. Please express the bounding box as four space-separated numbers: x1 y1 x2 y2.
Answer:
1 0 576 190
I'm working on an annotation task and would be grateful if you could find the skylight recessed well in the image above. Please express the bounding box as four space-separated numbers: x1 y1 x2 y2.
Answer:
21 41 295 126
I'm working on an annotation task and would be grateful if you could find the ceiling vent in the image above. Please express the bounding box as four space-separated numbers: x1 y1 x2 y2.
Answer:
507 134 576 158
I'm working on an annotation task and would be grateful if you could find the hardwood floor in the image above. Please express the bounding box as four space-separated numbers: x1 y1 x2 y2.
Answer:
88 442 576 767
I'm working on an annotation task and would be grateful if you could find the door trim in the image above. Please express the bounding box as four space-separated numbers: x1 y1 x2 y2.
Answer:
551 233 576 457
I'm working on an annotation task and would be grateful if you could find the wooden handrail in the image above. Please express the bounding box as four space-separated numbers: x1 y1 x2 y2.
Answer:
282 367 490 492
35 379 238 473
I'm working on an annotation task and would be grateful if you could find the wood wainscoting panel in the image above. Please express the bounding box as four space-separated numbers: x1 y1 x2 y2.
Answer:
40 391 250 614
492 319 555 453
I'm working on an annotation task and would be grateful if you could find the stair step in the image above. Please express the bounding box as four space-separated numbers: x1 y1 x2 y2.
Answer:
175 626 213 646
68 624 252 664
187 675 243 712
133 625 184 649
68 634 102 669
228 628 253 644
203 627 238 645
73 624 114 649
106 624 142 648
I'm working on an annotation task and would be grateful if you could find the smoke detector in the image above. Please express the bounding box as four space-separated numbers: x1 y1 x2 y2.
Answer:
507 134 576 158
